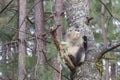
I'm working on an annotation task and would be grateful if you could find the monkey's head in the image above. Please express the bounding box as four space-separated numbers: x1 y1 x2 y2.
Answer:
65 27 83 45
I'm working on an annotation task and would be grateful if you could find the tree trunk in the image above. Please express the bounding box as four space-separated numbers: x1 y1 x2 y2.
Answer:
18 0 26 79
64 0 101 80
100 0 109 80
111 63 116 80
2 42 8 80
52 58 61 80
52 0 64 80
54 0 64 40
34 0 45 65
87 0 90 15
34 0 45 79
1 0 8 79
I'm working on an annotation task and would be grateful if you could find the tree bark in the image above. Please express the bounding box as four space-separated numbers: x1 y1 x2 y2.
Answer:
52 0 64 80
34 0 45 65
100 0 109 80
34 0 45 79
18 0 26 79
111 63 116 80
64 0 101 80
1 1 8 79
52 58 61 80
54 0 64 40
2 42 8 80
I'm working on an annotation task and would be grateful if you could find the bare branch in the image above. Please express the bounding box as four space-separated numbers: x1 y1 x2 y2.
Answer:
26 16 34 25
98 39 120 60
0 0 14 14
99 0 120 22
50 26 61 51
8 12 17 23
42 50 70 80
99 0 112 17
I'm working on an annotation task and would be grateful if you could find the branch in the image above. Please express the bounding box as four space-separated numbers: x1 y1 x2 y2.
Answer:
0 0 14 14
50 25 61 51
99 0 112 17
50 25 75 70
99 0 120 22
41 50 70 80
98 39 120 60
26 16 34 25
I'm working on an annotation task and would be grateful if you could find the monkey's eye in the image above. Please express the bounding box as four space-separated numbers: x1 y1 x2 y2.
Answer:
69 29 72 32
75 25 79 28
75 29 80 32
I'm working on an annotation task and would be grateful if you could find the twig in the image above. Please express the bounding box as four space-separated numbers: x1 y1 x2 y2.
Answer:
99 0 120 22
8 12 17 23
42 50 70 80
26 16 34 25
99 0 112 17
0 0 14 14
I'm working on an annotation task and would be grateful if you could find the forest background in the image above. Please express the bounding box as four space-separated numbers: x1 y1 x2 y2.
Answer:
0 0 120 80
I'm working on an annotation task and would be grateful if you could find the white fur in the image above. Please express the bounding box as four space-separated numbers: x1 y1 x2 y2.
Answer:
60 27 85 67
80 53 85 62
67 46 79 57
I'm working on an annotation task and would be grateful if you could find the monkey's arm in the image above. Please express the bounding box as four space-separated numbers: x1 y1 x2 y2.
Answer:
63 55 75 70
60 42 75 70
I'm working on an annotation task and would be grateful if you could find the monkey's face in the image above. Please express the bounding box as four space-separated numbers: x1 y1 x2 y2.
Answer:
67 27 80 41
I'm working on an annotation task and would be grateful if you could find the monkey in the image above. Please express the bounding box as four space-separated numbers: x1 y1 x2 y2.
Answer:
60 26 87 80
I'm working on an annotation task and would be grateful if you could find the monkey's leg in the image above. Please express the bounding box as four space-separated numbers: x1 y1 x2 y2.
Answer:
76 47 85 66
63 55 75 69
